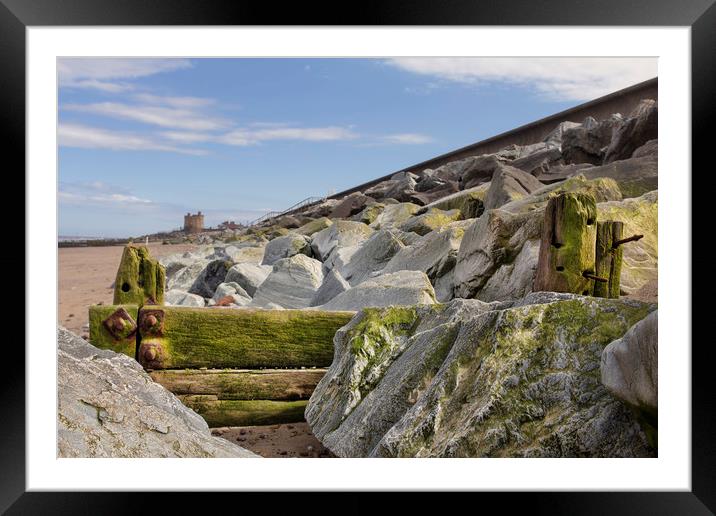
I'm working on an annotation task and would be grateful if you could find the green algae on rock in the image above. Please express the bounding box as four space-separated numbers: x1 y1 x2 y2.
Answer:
306 293 656 458
176 396 309 427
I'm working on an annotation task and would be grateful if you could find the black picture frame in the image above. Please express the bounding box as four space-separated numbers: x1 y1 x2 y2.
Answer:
4 0 709 511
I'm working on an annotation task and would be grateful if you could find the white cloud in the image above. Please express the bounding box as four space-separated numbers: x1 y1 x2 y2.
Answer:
63 101 228 131
382 133 434 144
220 126 358 146
387 57 657 101
58 123 206 155
132 93 216 108
59 181 154 206
58 58 192 92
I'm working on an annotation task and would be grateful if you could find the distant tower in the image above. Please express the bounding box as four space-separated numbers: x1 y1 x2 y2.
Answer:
183 211 204 234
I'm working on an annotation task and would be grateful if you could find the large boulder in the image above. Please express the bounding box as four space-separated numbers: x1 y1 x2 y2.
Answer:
383 173 419 202
330 192 375 219
483 164 544 210
604 100 658 164
510 146 563 177
57 327 257 458
310 268 351 307
597 191 658 295
453 208 543 301
459 154 505 190
601 311 658 422
582 156 657 199
295 217 333 237
318 271 437 312
225 262 272 296
383 222 468 301
166 259 209 292
211 281 252 306
423 183 489 219
306 294 656 457
311 221 375 262
543 120 582 147
399 208 462 236
369 203 421 230
188 259 233 298
534 162 595 184
261 234 312 266
352 203 385 225
224 245 265 264
331 229 406 286
250 254 324 309
499 175 622 214
165 289 205 307
561 115 624 165
299 198 340 219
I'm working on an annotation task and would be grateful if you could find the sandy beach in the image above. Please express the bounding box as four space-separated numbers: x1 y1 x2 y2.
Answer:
58 242 327 456
58 243 196 335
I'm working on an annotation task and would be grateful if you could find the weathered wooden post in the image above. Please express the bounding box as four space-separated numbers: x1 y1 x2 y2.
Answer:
594 221 623 298
113 244 165 306
533 192 599 295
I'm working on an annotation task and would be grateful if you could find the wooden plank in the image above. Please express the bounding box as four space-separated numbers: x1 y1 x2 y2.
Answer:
88 304 139 358
137 306 355 370
533 192 598 295
178 396 308 427
113 245 165 306
149 368 326 401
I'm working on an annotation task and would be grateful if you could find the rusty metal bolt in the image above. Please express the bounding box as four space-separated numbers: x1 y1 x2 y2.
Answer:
114 319 125 331
143 346 157 362
145 314 158 328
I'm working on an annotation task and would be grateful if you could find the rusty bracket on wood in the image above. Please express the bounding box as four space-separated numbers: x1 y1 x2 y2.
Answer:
102 307 138 340
138 339 165 369
612 234 643 248
583 272 608 283
139 308 165 337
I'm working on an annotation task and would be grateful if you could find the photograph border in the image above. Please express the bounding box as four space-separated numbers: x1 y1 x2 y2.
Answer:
5 0 710 510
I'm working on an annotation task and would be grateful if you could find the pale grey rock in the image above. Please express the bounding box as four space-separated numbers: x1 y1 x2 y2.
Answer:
459 154 505 190
306 296 655 458
318 271 437 312
423 183 489 219
601 311 658 416
332 229 405 286
250 254 324 309
398 208 462 236
164 289 205 307
453 208 542 300
226 246 265 264
511 146 563 177
310 221 374 262
57 327 258 458
261 234 312 266
369 203 421 230
225 262 272 296
483 164 544 210
167 259 209 291
211 281 251 305
383 222 468 302
310 269 351 307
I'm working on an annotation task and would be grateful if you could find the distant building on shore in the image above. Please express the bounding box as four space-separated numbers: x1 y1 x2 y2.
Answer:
218 220 242 230
183 212 204 234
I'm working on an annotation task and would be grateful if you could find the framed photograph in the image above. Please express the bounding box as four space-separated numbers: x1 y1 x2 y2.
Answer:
6 0 709 510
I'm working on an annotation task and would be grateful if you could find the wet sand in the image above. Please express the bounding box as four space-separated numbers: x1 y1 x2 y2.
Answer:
212 423 333 458
58 242 196 335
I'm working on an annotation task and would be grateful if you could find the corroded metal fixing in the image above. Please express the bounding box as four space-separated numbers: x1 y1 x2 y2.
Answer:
102 307 137 341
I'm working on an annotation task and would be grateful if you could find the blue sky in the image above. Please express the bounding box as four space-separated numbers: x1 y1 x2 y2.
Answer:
58 57 656 237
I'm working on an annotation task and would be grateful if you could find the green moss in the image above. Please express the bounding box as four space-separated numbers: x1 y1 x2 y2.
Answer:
88 304 139 357
296 217 333 236
178 396 308 426
113 245 165 306
140 306 354 369
356 204 385 225
346 306 420 401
